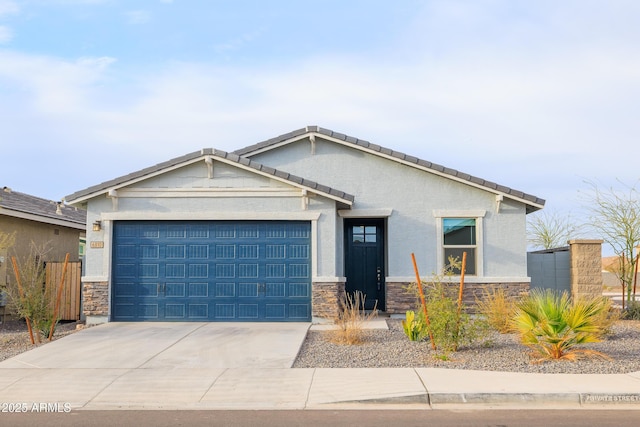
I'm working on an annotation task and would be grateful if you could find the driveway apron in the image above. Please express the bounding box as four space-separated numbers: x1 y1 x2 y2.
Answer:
0 322 310 409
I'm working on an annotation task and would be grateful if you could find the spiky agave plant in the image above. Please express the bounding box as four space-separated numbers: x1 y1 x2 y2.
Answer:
513 289 612 362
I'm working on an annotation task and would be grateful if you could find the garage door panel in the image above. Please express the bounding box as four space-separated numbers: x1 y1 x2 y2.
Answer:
189 304 208 318
215 282 235 297
238 304 258 318
289 304 310 319
166 283 185 297
289 283 309 297
266 304 285 319
216 304 235 318
112 220 311 322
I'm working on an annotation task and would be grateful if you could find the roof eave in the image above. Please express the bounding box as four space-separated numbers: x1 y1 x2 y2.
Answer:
0 208 86 230
66 149 355 208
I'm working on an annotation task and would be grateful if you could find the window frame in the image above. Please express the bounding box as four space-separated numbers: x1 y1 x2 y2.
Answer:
433 210 485 276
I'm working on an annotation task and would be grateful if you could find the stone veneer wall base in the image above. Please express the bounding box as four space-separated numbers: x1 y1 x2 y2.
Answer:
312 281 345 320
385 281 530 314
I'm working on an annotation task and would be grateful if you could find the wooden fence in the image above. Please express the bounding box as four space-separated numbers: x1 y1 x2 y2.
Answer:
45 261 82 321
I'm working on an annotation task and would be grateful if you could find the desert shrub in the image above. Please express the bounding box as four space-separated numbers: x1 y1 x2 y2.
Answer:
513 289 612 362
331 290 377 345
404 256 489 357
4 242 57 343
475 287 518 334
424 281 489 357
623 301 640 320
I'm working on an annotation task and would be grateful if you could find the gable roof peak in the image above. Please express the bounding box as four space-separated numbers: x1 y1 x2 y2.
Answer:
234 126 545 213
65 147 354 206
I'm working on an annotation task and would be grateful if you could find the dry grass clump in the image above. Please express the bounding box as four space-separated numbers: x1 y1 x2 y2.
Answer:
475 287 518 334
330 291 377 345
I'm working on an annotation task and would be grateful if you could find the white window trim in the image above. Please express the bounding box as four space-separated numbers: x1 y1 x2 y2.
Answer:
433 210 485 277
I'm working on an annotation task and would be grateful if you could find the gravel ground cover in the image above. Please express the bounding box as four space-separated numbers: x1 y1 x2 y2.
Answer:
2 317 639 374
293 319 640 374
0 319 79 362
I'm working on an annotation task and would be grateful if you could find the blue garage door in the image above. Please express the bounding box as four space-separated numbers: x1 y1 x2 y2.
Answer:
112 220 311 322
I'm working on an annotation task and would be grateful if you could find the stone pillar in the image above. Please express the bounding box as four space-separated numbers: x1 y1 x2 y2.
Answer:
82 281 109 324
569 239 603 300
312 281 345 320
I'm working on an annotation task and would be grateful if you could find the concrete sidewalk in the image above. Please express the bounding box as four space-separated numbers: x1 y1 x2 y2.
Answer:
0 322 639 411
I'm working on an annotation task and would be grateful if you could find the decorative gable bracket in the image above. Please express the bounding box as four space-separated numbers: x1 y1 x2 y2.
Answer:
205 156 214 179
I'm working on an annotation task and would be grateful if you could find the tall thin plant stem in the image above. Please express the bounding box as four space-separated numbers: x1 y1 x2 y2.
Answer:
49 253 70 341
634 252 639 299
411 253 436 350
454 251 467 351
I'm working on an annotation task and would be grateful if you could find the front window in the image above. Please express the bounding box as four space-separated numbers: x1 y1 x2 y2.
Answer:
443 218 476 275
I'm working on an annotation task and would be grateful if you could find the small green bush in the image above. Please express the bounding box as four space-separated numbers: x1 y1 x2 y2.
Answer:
404 256 489 357
423 281 489 357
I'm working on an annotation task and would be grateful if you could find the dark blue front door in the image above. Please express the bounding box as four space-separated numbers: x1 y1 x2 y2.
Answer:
344 219 385 310
112 220 311 321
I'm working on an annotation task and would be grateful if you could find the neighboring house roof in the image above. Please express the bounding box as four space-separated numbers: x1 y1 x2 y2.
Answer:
0 187 86 230
235 126 546 213
64 148 355 207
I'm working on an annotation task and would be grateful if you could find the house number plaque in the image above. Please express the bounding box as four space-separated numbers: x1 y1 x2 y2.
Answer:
90 241 104 248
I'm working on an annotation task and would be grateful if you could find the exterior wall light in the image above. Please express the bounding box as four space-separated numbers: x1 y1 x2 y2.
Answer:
92 221 102 232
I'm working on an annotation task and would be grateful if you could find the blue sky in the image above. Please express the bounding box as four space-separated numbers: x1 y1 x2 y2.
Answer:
1 0 639 244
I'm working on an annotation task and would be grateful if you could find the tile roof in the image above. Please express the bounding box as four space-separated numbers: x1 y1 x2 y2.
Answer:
0 187 86 227
64 148 355 205
235 126 546 212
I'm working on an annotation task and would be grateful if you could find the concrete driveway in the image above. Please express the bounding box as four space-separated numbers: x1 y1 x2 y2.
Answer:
0 322 313 410
0 322 310 369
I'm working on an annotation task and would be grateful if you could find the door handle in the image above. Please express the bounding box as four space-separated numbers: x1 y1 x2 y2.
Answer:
376 267 381 290
157 283 166 295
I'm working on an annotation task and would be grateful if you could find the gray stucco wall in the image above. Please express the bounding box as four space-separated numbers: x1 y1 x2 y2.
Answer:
249 136 529 281
83 159 341 281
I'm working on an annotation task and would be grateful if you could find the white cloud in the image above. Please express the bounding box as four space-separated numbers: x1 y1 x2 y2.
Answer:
1 1 639 206
0 25 12 43
0 0 19 17
76 56 117 69
213 28 265 53
124 10 151 25
48 0 110 4
0 51 117 115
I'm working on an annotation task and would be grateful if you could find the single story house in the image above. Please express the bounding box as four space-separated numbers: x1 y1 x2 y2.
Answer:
65 126 545 325
0 187 86 294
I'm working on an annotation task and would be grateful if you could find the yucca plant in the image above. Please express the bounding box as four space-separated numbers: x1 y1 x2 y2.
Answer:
514 289 612 362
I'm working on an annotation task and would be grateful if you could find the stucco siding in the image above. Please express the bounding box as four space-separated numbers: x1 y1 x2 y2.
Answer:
134 161 289 189
0 216 82 263
0 216 83 292
250 136 529 279
83 159 342 281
